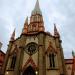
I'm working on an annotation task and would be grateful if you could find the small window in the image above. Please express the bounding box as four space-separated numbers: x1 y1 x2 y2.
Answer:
10 54 17 69
49 53 55 68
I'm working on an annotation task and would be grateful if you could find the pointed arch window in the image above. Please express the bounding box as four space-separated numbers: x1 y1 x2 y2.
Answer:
49 53 55 68
10 53 17 69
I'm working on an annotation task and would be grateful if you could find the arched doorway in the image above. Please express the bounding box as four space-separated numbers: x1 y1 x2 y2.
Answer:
23 66 36 75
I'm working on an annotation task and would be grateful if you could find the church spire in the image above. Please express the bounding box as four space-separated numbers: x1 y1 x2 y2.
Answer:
10 29 15 42
32 0 42 15
54 23 60 37
22 17 28 34
24 0 45 33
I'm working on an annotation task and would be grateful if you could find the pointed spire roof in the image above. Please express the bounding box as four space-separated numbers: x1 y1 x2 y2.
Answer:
32 0 42 15
22 17 28 34
54 23 60 37
10 29 15 41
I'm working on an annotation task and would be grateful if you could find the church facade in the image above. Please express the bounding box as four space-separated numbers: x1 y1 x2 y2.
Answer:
3 0 68 75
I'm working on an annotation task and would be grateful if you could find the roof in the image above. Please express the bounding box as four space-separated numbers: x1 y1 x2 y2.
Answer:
65 59 73 64
0 50 6 55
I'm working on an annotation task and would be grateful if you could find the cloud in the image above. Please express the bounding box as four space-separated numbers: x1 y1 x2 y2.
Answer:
0 0 75 59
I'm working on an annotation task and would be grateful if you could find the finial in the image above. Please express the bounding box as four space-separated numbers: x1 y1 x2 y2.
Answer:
54 23 60 37
10 29 15 41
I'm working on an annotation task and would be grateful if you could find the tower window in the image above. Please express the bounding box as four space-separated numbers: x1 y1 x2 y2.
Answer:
10 54 17 69
49 53 55 68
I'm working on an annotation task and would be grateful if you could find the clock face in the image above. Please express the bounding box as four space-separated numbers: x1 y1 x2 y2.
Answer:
25 42 38 55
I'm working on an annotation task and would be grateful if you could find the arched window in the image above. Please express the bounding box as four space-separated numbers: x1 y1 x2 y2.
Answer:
10 53 17 69
49 53 55 68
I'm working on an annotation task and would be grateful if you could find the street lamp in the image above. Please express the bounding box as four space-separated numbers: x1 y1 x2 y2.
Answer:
6 71 9 75
35 71 38 75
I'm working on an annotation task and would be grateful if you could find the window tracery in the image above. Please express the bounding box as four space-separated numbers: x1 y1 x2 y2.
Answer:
10 53 17 69
49 53 55 68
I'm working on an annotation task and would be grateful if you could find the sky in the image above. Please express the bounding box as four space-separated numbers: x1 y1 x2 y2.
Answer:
0 0 75 59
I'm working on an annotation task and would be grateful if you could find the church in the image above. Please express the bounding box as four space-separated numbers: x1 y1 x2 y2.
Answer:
2 0 75 75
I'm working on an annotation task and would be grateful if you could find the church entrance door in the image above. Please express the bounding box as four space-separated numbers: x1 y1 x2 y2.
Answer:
23 66 36 75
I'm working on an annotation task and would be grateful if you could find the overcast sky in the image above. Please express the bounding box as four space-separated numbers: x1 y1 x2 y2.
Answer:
0 0 75 59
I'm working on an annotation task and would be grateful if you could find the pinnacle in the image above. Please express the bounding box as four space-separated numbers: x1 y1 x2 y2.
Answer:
54 23 60 37
25 17 28 24
22 17 28 34
24 17 28 27
10 29 15 41
54 23 57 32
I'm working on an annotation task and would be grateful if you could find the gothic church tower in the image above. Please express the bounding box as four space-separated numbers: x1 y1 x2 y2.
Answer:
3 0 67 75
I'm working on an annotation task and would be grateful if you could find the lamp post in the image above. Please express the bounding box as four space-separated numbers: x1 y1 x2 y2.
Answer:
35 70 38 75
6 71 8 75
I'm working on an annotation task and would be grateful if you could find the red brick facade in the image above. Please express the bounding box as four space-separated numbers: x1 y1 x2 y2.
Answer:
0 50 5 74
